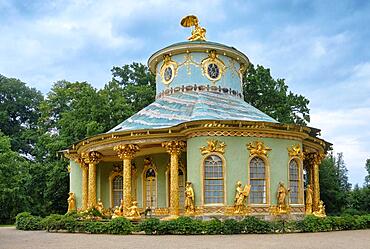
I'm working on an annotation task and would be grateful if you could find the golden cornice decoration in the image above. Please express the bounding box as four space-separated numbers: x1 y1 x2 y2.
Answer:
162 140 186 155
113 144 140 160
181 15 206 41
81 151 102 164
200 140 226 155
288 144 304 160
247 141 271 157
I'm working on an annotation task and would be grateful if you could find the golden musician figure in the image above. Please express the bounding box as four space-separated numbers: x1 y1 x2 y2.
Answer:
234 181 251 214
181 15 206 41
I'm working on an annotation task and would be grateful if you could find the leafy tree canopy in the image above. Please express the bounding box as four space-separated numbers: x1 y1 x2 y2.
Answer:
0 75 43 155
243 64 310 125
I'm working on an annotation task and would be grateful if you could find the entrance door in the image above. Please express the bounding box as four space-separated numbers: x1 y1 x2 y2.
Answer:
145 168 157 209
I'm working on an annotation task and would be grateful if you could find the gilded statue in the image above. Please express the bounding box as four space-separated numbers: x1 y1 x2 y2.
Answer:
305 184 313 214
181 15 206 41
126 201 141 220
67 192 76 213
313 200 326 217
112 199 125 218
234 181 251 214
277 182 290 213
97 199 104 213
184 182 195 214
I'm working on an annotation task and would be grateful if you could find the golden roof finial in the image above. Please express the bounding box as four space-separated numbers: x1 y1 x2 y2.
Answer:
181 15 206 41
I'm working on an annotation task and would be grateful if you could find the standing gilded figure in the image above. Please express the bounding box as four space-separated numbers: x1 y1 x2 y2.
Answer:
277 182 290 213
184 182 195 214
234 181 251 214
305 184 313 214
67 192 76 213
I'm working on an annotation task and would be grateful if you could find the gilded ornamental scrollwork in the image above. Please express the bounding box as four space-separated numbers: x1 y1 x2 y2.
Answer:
288 144 304 160
200 140 226 155
201 50 226 83
160 54 178 85
113 144 140 159
162 140 186 155
247 141 271 157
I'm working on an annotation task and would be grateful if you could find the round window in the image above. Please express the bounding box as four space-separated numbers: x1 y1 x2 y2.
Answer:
164 67 173 82
207 63 220 79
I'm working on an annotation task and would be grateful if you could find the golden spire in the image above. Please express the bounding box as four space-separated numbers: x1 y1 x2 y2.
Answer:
181 15 206 41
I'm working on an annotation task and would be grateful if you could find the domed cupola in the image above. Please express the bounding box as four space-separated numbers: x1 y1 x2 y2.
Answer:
109 16 277 133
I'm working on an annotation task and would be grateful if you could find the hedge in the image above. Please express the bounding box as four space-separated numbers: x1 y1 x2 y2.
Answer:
15 212 370 235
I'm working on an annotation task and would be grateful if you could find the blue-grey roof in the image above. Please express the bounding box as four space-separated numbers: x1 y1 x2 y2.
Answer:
108 91 277 133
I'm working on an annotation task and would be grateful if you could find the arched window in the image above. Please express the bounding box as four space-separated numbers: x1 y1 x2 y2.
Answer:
289 159 300 204
112 175 123 207
144 168 157 209
249 157 266 204
204 155 224 204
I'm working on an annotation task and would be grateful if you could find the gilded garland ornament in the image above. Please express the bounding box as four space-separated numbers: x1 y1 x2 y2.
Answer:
201 50 226 83
247 141 271 157
200 140 226 155
288 144 304 160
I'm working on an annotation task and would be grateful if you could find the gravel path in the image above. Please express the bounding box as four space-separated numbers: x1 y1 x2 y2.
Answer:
1 227 369 249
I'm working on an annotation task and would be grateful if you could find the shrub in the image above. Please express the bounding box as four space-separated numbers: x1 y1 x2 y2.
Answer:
84 221 109 234
175 216 203 235
202 219 223 235
138 218 160 234
222 219 241 234
296 215 332 232
239 216 272 234
41 214 67 231
15 212 43 230
106 217 133 235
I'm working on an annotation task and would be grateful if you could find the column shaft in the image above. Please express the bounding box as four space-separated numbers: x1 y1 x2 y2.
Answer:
313 163 320 211
170 152 179 216
123 158 132 210
82 166 88 210
88 163 97 208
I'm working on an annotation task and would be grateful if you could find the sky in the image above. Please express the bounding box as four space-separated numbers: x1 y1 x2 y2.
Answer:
1 0 369 185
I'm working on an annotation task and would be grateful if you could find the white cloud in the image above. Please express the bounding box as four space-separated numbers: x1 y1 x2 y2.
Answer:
310 108 370 185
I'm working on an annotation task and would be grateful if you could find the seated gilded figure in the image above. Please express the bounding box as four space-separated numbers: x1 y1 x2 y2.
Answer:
313 200 326 217
126 201 141 220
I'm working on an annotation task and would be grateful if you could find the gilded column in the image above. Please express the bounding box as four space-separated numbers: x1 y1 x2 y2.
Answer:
309 152 324 211
82 151 102 208
162 140 186 216
81 164 89 210
113 144 139 212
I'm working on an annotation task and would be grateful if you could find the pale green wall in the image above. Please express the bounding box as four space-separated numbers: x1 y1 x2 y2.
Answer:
69 160 82 208
187 136 301 206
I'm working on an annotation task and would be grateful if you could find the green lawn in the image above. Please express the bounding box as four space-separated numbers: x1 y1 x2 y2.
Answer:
0 224 15 227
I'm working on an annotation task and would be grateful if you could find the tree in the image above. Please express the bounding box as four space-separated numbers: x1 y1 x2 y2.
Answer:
0 132 30 223
319 152 351 215
0 75 43 155
243 64 310 125
110 62 156 114
365 159 370 187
